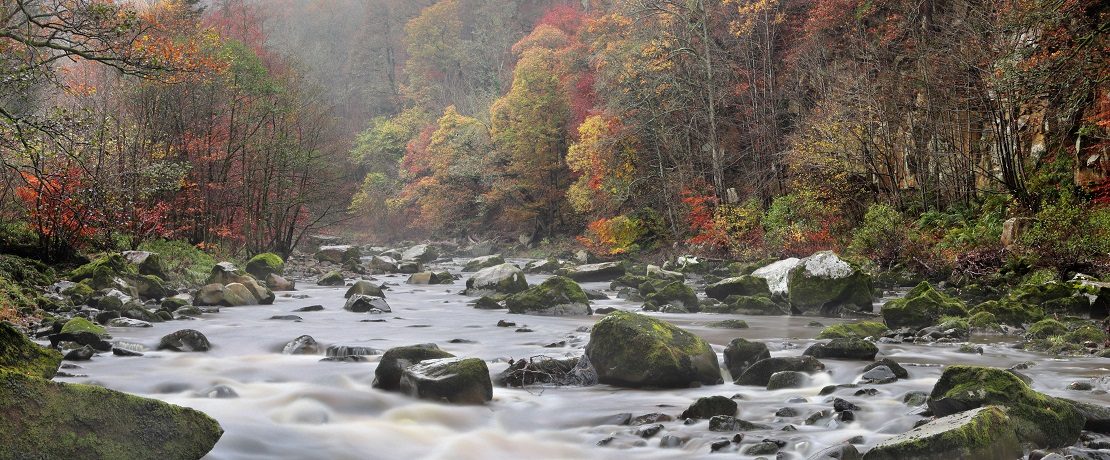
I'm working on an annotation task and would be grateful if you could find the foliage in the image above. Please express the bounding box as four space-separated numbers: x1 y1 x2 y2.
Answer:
576 215 644 256
763 191 842 257
1020 193 1110 270
849 204 908 269
137 239 218 286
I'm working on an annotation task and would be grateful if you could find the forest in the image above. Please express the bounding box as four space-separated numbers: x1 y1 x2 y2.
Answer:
0 0 1108 459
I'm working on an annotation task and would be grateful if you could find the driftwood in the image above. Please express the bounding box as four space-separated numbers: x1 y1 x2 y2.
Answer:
497 354 598 393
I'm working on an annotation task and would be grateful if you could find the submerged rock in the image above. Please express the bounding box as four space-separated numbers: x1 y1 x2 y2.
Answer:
0 322 62 378
496 355 596 387
862 406 1019 460
372 344 455 391
464 263 528 295
282 335 320 355
803 338 879 361
399 357 492 404
505 276 591 316
735 356 825 386
584 311 721 388
0 369 223 459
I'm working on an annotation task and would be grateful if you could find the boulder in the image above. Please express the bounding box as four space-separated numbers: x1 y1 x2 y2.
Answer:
406 272 452 285
862 406 1020 460
129 274 168 300
584 311 721 388
205 262 243 285
398 357 493 404
227 275 274 305
464 263 528 295
735 356 826 386
401 244 438 263
315 245 360 264
560 262 626 282
367 255 398 273
0 322 62 378
265 273 295 291
524 258 561 274
505 276 591 316
882 282 967 330
680 395 737 419
1060 399 1110 434
786 251 874 315
317 271 345 286
60 317 107 338
282 335 320 355
750 258 801 295
0 369 222 459
863 358 909 380
157 329 211 352
817 321 889 339
766 371 808 390
244 252 284 280
803 338 879 361
723 338 770 378
395 260 422 274
463 254 505 272
705 276 772 301
927 365 1083 449
645 265 684 282
644 281 698 309
345 280 385 298
372 344 455 391
195 283 255 307
122 250 168 280
343 294 391 313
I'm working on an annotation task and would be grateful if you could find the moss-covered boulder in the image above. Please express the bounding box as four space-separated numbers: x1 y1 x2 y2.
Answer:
194 283 256 307
464 263 527 295
523 258 561 274
927 365 1083 449
723 338 770 378
1025 319 1067 339
122 250 168 280
881 282 967 330
734 356 825 386
505 276 590 316
317 270 345 286
398 357 492 405
705 276 772 301
60 317 107 338
344 280 385 298
702 295 787 315
244 252 284 280
372 344 455 391
584 311 721 388
70 254 136 283
645 265 684 282
0 369 222 458
559 262 626 283
803 338 878 360
967 311 1000 330
967 299 1043 327
645 281 698 309
785 252 873 315
817 321 889 339
0 322 61 378
861 406 1020 460
463 254 505 272
680 395 737 419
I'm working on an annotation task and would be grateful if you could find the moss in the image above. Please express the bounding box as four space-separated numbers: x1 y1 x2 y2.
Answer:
928 365 1083 449
1062 322 1106 344
862 406 1020 460
707 319 749 329
317 270 345 286
138 239 218 285
645 281 698 308
60 317 107 337
705 276 771 301
1025 319 1067 339
0 369 223 458
463 255 505 272
817 321 889 339
802 337 878 360
968 299 1044 327
245 252 284 280
786 252 874 314
882 282 967 329
968 311 999 329
62 283 95 304
0 322 62 378
70 254 136 283
505 276 590 315
702 295 785 315
584 310 720 388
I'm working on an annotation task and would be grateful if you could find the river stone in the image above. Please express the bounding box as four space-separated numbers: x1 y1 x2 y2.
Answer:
463 254 505 272
1060 399 1110 434
645 281 699 309
396 260 421 274
811 444 863 460
344 294 391 313
372 344 455 391
0 369 223 459
205 261 243 285
317 270 345 286
708 415 770 431
680 395 737 419
705 276 772 301
723 338 771 378
398 357 492 404
785 251 873 315
345 280 385 298
464 263 528 295
505 276 591 316
803 338 879 360
860 365 897 384
316 245 360 264
158 329 211 352
244 253 284 280
927 365 1083 448
282 335 320 355
401 244 438 263
864 358 909 380
61 317 107 338
561 262 626 282
0 323 62 379
524 258 561 274
122 250 168 280
735 356 826 386
368 255 398 272
881 281 968 330
584 311 721 388
749 258 801 295
106 317 152 328
325 345 380 358
862 406 1020 460
406 272 452 285
767 371 808 390
194 283 256 307
266 273 296 291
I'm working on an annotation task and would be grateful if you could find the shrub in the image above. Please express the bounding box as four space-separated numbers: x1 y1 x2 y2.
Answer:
763 191 842 257
1019 193 1110 270
137 239 218 286
849 203 907 269
577 215 645 256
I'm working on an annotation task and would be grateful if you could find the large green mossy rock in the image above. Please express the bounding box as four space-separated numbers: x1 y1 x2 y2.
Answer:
705 276 771 301
967 299 1044 327
464 263 528 295
0 370 223 459
644 281 698 309
122 251 168 280
398 357 493 405
862 406 1020 460
244 253 284 280
584 311 721 388
505 276 590 316
786 252 874 315
70 254 136 283
927 365 1083 449
881 282 967 329
372 344 455 391
0 322 61 379
817 321 889 339
60 317 107 338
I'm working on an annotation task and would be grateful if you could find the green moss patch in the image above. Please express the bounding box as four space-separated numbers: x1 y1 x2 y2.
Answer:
817 321 889 339
245 253 284 280
882 282 967 329
0 322 62 378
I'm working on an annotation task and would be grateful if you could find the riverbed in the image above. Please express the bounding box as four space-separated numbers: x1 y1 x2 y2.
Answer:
57 259 1110 459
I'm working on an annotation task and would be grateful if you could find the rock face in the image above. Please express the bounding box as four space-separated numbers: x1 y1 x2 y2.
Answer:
927 365 1083 449
0 369 223 459
158 329 211 352
882 281 968 329
734 356 825 386
464 263 528 295
561 262 626 282
505 276 591 316
372 344 455 391
803 338 879 361
398 357 493 404
344 280 385 298
705 276 772 301
0 322 62 378
245 252 284 280
862 406 1020 460
584 311 721 388
463 254 505 272
343 295 391 313
722 338 770 378
785 252 873 315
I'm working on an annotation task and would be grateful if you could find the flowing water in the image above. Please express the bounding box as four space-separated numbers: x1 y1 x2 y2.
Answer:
57 259 1110 460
